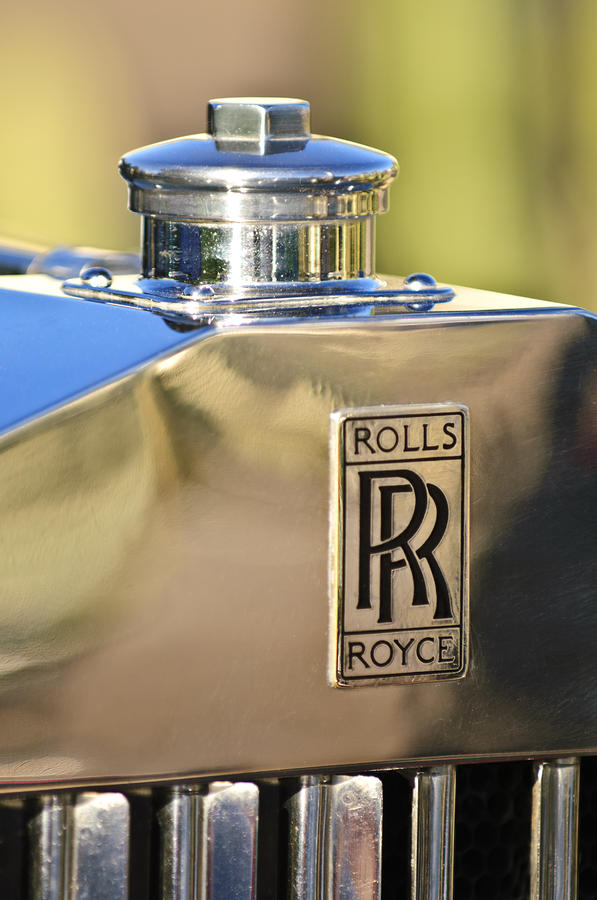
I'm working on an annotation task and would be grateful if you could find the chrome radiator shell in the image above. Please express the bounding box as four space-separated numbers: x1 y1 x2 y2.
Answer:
0 276 594 786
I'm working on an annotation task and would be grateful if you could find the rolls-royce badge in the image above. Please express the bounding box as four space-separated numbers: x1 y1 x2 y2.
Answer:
331 404 469 686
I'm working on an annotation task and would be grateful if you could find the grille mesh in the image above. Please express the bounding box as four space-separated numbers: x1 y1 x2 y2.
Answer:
454 762 532 900
579 755 597 899
379 770 413 898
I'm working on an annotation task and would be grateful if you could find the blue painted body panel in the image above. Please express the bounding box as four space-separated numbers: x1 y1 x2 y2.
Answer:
0 279 201 435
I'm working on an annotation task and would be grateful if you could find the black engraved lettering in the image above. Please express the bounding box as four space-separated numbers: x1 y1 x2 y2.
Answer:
422 422 439 451
347 641 369 669
393 637 415 665
403 424 420 452
442 421 458 450
438 635 455 663
376 426 399 453
354 427 375 455
416 636 435 664
416 484 452 619
370 640 394 667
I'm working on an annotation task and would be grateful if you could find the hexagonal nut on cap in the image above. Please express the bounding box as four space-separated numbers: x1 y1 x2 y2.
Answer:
208 97 310 153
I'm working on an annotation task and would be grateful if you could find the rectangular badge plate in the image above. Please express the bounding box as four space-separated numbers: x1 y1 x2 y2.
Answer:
331 404 469 686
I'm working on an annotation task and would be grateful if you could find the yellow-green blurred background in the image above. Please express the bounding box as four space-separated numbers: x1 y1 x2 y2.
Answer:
0 0 595 307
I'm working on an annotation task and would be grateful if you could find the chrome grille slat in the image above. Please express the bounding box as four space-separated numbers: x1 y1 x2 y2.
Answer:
287 775 325 899
531 758 580 900
159 786 200 900
411 766 456 900
69 793 130 900
29 794 68 900
201 782 259 900
288 774 383 900
159 781 259 900
30 792 130 900
323 775 383 900
3 757 592 898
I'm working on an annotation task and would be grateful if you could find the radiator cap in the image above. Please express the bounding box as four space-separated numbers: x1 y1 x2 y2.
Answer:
119 98 398 223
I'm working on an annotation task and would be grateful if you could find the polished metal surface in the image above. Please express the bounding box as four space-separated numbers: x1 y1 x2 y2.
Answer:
323 776 382 900
331 404 469 686
159 786 200 900
127 181 389 226
411 767 455 900
29 792 130 899
531 758 580 900
200 782 259 900
0 276 595 784
140 218 376 287
119 97 396 290
30 794 68 899
70 793 130 899
288 776 325 900
159 782 258 900
60 271 455 320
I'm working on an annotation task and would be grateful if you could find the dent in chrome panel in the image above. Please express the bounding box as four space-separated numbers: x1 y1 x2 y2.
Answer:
0 296 595 783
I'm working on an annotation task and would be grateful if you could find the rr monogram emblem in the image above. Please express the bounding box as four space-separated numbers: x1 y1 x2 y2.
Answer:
331 405 469 686
357 470 451 624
